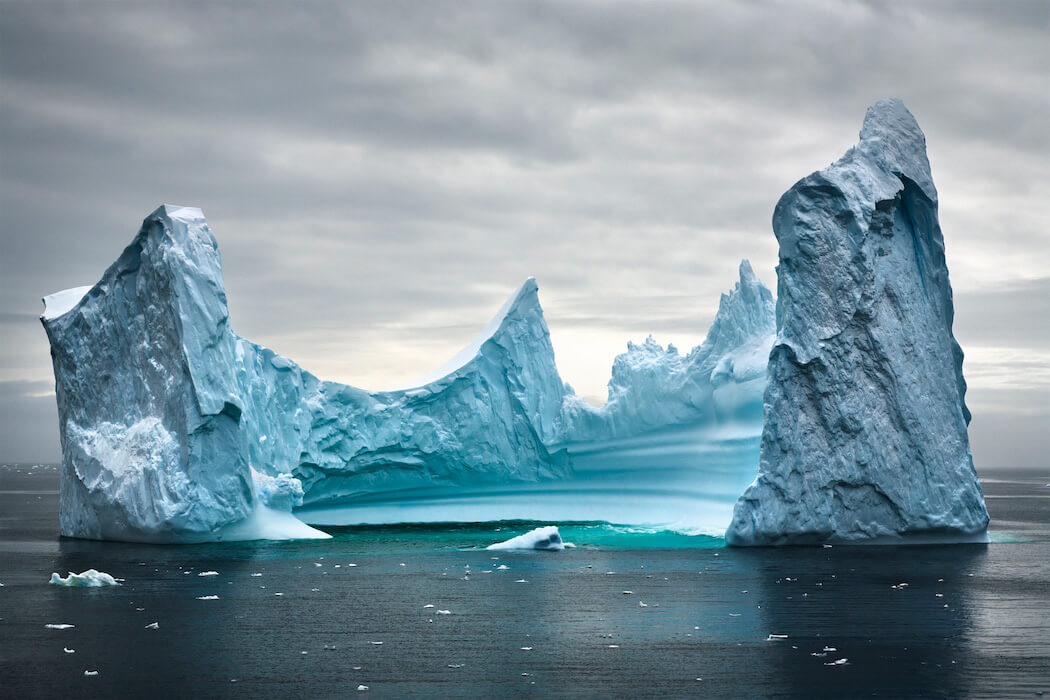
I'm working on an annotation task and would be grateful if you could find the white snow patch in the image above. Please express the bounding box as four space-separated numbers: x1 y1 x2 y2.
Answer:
41 286 93 321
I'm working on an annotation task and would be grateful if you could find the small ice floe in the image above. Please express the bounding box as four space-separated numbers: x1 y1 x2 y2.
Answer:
448 663 464 669
436 609 451 615
46 624 75 630
824 658 848 666
515 579 528 583
274 593 283 597
370 641 383 646
728 613 741 617
487 526 567 551
766 634 789 641
84 670 99 677
356 684 369 691
49 570 120 587
423 604 435 609
145 622 159 630
823 544 833 548
198 571 219 577
521 646 533 651
196 595 219 600
622 591 633 595
251 573 263 577
823 646 837 652
497 565 509 570
891 582 909 590
638 602 649 608
607 644 620 649
811 652 827 657
64 647 75 654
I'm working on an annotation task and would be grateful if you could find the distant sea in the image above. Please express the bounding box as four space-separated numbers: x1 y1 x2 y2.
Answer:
1 463 1048 698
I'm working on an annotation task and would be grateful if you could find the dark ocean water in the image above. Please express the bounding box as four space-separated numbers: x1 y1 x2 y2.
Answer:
1 464 1048 699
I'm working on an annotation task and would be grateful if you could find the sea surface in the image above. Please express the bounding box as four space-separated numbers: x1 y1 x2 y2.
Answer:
1 464 1048 699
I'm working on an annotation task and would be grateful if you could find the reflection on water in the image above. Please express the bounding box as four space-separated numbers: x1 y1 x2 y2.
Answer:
2 464 1049 697
742 545 987 698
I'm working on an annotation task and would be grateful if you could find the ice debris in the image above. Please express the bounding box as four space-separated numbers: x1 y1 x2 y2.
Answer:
487 526 566 551
49 570 120 587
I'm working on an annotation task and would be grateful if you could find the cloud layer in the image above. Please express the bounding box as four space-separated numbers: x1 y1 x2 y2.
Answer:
1 1 1046 466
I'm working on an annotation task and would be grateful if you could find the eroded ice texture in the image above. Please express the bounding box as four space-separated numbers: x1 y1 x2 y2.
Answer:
562 260 774 441
43 203 779 540
726 99 989 545
41 206 571 542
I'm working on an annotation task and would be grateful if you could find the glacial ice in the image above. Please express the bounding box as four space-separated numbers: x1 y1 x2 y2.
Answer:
49 569 120 587
487 526 566 551
726 99 989 545
42 204 773 541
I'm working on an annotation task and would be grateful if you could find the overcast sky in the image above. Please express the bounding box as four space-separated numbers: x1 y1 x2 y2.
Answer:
1 1 1047 467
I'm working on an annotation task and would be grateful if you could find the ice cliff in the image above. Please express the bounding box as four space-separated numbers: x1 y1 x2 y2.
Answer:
41 206 570 542
41 204 773 541
726 99 988 545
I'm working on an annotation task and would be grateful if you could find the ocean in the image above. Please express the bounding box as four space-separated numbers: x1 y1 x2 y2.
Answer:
1 464 1048 698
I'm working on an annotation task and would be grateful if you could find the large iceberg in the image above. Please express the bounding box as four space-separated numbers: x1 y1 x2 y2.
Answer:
726 99 989 545
41 206 572 542
41 204 773 541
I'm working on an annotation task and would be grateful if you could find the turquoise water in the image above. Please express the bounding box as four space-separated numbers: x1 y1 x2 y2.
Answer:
321 520 725 551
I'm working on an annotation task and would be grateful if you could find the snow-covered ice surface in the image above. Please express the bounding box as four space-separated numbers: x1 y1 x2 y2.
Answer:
726 99 989 545
41 205 773 541
487 526 566 551
49 569 120 587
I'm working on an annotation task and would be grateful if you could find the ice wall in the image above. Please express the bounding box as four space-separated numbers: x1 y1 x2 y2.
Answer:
726 99 989 545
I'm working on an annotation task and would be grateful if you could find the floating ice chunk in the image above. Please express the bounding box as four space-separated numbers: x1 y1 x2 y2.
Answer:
496 565 509 570
64 648 75 654
196 595 219 600
84 670 99 677
823 646 837 652
448 663 464 669
357 685 369 691
436 610 451 615
423 604 435 609
251 573 262 577
825 658 848 666
46 624 75 629
766 634 788 641
49 569 120 587
487 526 566 551
515 579 528 583
370 641 383 646
198 571 219 577
145 622 159 630
638 602 648 608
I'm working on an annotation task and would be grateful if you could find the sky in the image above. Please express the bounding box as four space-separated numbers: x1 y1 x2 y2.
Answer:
1 1 1047 467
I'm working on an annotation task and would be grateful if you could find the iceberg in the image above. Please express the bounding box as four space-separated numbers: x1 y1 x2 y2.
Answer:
487 525 567 551
726 99 989 545
49 569 120 587
42 202 776 540
562 259 774 440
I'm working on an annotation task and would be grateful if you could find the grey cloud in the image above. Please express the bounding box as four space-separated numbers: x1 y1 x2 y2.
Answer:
0 1 1046 465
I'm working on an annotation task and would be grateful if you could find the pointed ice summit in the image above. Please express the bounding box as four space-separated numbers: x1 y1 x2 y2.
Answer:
726 99 988 545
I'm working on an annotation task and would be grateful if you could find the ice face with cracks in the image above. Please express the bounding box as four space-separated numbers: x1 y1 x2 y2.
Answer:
726 99 988 545
41 206 773 541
